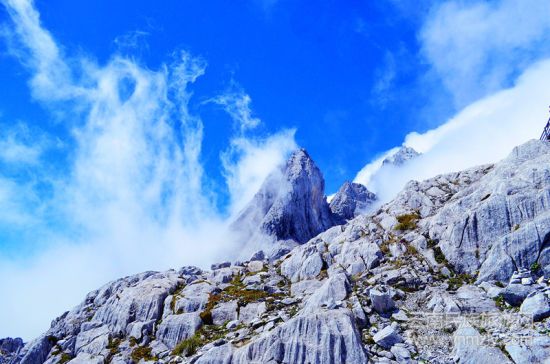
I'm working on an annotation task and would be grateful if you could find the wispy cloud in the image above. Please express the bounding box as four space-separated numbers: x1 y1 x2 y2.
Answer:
420 0 550 107
207 84 262 133
0 0 296 339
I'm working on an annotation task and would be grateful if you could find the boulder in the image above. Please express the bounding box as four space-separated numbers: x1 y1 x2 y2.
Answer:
520 291 550 321
505 335 550 364
302 273 349 313
211 301 238 326
501 284 536 307
370 287 396 314
239 302 267 324
373 323 403 349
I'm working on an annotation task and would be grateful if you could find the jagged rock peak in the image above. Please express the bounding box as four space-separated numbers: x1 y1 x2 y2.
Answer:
231 148 334 246
382 146 420 166
330 181 376 222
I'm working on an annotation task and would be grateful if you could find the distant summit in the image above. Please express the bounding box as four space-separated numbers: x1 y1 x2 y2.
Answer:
382 146 420 166
329 181 376 223
230 149 335 245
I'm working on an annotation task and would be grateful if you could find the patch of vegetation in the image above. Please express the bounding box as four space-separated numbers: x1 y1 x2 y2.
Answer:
199 274 270 325
46 335 58 345
130 346 157 362
172 325 228 357
512 224 520 232
447 273 475 291
427 238 438 249
394 212 420 231
105 337 121 362
58 353 73 364
50 346 62 356
531 262 541 273
394 283 419 293
170 282 186 314
406 243 419 256
288 305 299 318
433 246 448 265
128 336 138 347
363 334 375 345
494 281 505 288
494 295 506 310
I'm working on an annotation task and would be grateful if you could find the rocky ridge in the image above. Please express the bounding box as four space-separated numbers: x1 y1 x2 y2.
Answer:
3 140 550 364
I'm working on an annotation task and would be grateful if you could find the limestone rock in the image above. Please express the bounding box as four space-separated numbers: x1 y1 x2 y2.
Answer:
520 291 550 321
501 284 535 307
370 286 396 314
157 313 202 349
329 182 376 222
373 323 403 349
452 322 512 364
196 309 367 364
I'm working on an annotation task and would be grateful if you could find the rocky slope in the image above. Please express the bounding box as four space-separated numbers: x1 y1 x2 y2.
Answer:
3 140 550 364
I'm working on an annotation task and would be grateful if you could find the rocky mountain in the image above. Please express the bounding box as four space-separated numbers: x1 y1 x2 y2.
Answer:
3 140 550 364
230 149 335 247
329 181 377 223
382 146 420 167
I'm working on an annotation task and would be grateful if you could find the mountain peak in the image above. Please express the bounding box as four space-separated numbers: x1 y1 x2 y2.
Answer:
230 148 334 247
329 181 376 223
382 146 420 166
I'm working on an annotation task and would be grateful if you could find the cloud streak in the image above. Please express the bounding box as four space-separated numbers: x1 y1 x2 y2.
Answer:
0 0 296 339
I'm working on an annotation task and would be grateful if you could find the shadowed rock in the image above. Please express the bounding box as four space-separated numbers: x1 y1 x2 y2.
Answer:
230 149 335 245
329 181 376 222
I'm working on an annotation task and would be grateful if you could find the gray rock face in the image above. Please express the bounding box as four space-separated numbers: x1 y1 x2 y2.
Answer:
520 291 550 321
196 309 367 364
92 271 180 335
0 338 24 364
382 146 420 166
329 181 376 222
302 273 349 313
280 244 325 282
505 336 550 364
230 149 335 244
157 313 202 348
429 140 550 282
211 301 239 326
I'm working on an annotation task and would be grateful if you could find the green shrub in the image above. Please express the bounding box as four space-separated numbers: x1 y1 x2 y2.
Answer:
130 346 157 362
172 333 203 357
394 213 420 231
433 246 447 265
447 274 475 291
58 353 73 364
531 262 541 273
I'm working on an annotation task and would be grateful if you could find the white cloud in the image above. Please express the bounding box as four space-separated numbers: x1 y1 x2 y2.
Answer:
209 87 262 133
421 0 550 106
0 0 296 339
356 59 550 203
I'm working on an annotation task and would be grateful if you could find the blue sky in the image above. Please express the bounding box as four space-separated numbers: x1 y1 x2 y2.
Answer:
1 0 550 339
0 0 445 199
